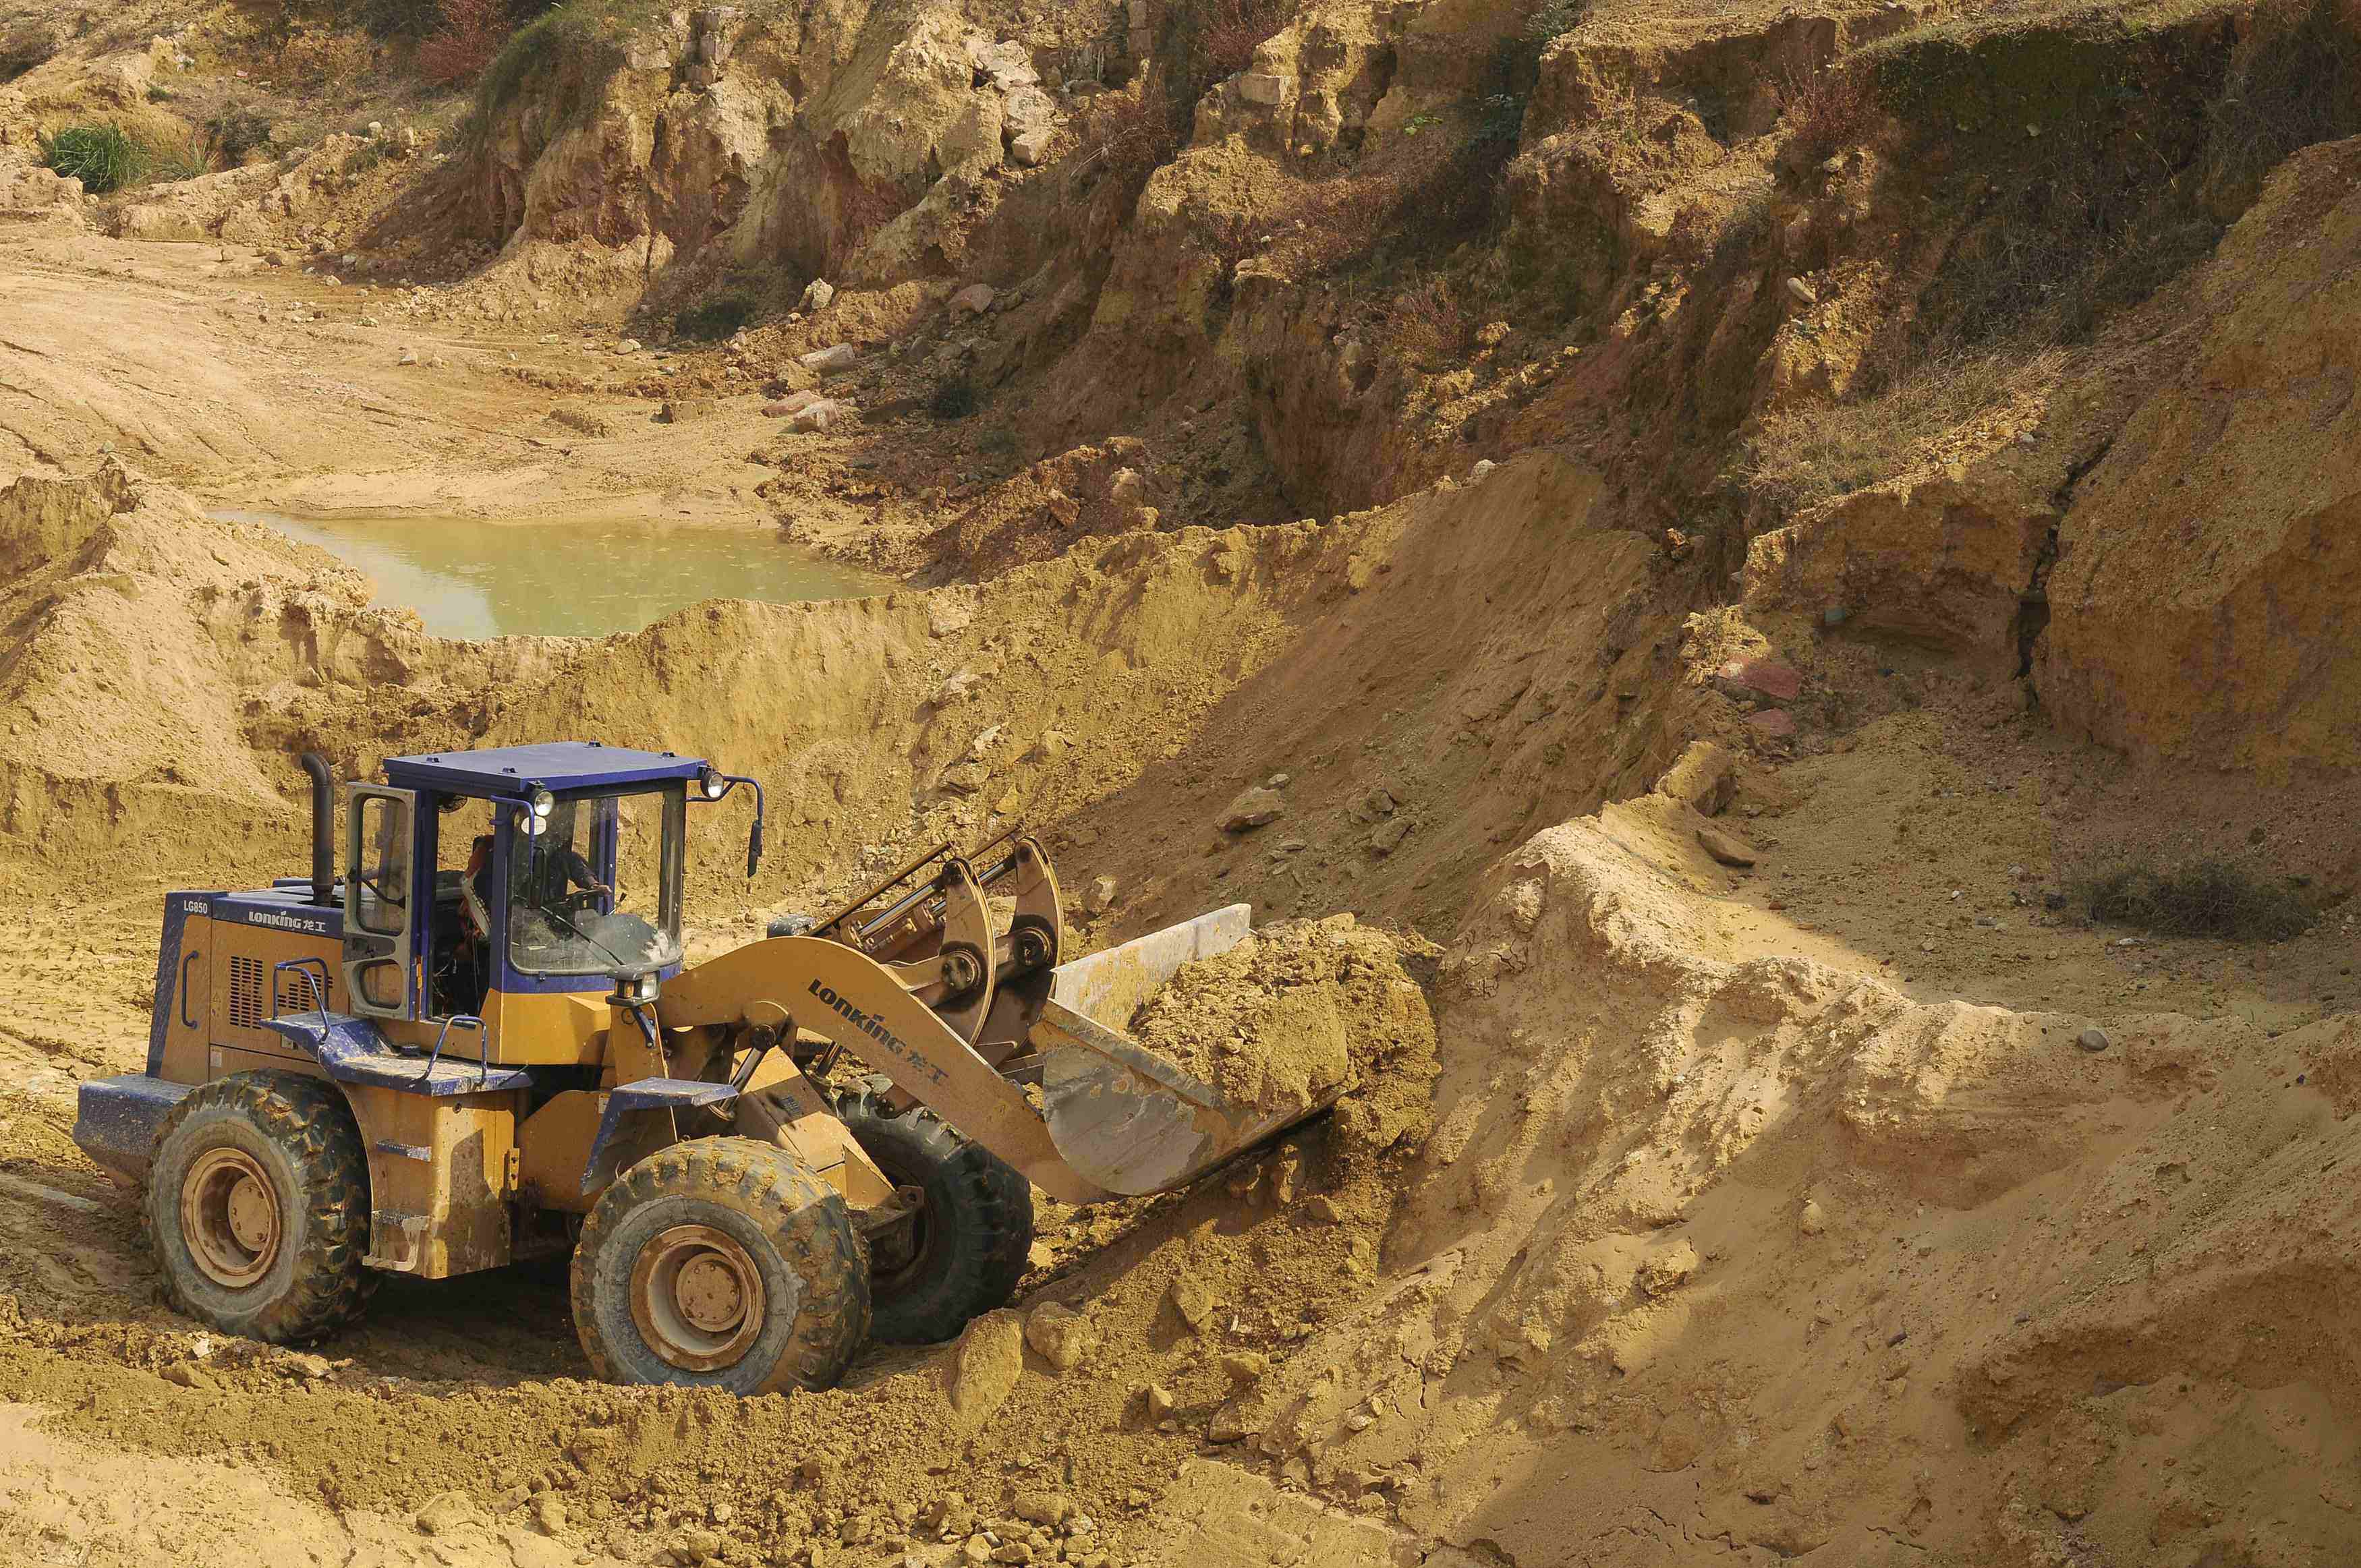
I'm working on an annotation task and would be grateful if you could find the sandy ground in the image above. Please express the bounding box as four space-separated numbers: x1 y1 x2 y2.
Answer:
0 232 782 526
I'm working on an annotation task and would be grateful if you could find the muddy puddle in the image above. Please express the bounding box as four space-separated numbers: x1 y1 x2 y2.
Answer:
216 511 888 638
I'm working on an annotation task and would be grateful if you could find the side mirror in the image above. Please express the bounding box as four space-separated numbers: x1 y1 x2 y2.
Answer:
689 769 766 880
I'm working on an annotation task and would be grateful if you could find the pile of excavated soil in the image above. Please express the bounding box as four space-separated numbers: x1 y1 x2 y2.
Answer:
1128 917 1437 1120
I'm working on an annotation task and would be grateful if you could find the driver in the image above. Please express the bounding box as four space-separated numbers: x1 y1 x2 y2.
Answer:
510 798 608 925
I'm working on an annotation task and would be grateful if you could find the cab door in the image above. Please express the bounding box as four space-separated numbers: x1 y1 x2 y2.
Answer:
345 784 420 1020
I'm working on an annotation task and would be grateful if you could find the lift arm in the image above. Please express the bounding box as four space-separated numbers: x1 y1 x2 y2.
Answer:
658 935 1118 1206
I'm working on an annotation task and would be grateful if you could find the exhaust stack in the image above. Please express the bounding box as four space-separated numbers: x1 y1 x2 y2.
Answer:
298 753 335 908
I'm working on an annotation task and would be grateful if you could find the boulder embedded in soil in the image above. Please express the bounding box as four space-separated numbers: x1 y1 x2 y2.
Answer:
1023 1301 1097 1372
1220 787 1285 832
944 1309 1025 1428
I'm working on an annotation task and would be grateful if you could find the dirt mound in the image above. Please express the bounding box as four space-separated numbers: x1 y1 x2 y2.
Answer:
1131 915 1435 1119
1183 785 2361 1566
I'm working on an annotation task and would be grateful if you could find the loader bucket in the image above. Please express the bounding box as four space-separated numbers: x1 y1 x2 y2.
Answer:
1031 906 1340 1196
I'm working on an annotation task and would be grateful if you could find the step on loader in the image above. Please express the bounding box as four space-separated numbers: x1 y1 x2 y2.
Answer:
73 743 1321 1391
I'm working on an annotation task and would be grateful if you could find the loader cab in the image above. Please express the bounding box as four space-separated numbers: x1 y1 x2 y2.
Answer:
346 743 729 1064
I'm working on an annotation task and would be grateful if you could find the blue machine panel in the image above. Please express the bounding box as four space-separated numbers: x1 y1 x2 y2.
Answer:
73 1074 196 1182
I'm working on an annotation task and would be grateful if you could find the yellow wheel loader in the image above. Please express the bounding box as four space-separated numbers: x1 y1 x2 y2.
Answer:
74 743 1314 1392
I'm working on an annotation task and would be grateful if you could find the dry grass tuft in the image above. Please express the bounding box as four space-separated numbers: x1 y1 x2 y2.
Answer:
1738 348 2066 513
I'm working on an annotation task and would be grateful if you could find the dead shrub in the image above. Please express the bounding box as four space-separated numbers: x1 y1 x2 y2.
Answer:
1185 0 1292 82
2072 858 2314 941
1382 277 1472 368
420 0 511 86
1069 86 1181 197
1778 61 1876 156
1738 347 2066 513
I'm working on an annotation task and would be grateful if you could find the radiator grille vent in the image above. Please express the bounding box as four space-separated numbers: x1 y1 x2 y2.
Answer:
227 956 266 1030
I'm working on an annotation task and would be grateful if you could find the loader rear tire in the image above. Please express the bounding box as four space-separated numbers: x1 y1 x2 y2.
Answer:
572 1138 869 1393
143 1070 371 1345
836 1086 1033 1344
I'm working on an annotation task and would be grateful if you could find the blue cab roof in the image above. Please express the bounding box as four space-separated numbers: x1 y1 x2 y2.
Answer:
381 742 709 798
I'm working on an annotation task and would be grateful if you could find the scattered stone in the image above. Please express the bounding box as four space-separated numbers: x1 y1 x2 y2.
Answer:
763 390 825 419
1786 277 1819 306
1207 1401 1257 1443
1221 786 1286 832
1168 1273 1218 1332
1469 459 1496 482
1142 1383 1177 1420
1369 818 1411 856
1010 127 1055 166
788 398 852 433
358 314 378 327
800 277 836 312
1799 1198 1825 1236
1083 875 1118 916
617 337 642 354
1023 1301 1098 1372
1717 658 1804 702
953 283 998 316
416 1492 481 1536
396 348 418 366
1305 1194 1345 1225
2076 1027 2111 1053
1748 708 1798 741
1013 1491 1073 1527
530 1492 567 1536
1696 824 1758 869
799 343 858 372
656 397 713 424
1221 1352 1270 1385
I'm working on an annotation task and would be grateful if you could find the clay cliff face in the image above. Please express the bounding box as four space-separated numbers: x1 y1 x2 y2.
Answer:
2037 140 2361 780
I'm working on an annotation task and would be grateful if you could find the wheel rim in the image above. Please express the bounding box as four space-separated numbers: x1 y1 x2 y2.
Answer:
181 1147 283 1289
629 1223 770 1372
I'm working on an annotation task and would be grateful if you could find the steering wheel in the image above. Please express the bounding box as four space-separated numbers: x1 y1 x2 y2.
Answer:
557 885 610 919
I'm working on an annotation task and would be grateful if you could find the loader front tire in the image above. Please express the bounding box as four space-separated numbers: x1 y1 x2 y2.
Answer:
572 1138 869 1393
144 1070 371 1345
837 1086 1033 1344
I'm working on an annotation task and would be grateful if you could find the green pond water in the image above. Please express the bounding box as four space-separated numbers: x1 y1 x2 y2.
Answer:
219 511 886 640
